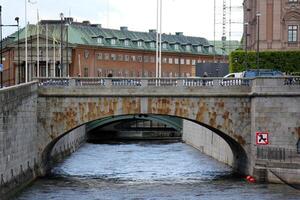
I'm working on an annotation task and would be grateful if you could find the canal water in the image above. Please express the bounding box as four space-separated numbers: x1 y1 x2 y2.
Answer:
15 142 299 200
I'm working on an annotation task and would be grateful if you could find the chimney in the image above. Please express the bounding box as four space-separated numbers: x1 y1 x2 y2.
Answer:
82 20 90 25
175 32 183 36
149 29 156 33
120 26 128 31
91 24 102 28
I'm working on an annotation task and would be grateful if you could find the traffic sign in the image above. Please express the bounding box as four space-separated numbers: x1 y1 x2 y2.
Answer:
0 64 3 72
256 132 269 145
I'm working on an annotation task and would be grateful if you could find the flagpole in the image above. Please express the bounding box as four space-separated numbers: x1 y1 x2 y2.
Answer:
46 24 48 77
53 37 56 77
155 0 159 79
159 0 162 78
36 9 39 77
25 0 28 82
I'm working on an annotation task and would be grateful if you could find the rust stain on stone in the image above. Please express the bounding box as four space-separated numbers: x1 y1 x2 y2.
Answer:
233 134 246 145
196 101 208 123
222 111 230 129
175 99 189 118
64 107 78 130
209 111 217 127
122 98 141 114
157 98 172 115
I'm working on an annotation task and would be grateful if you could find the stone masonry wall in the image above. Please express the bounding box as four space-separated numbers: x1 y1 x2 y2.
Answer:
0 83 87 199
50 125 86 163
0 83 39 199
182 120 234 167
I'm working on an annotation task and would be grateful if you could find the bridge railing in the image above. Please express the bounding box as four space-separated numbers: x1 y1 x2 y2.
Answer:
35 77 256 88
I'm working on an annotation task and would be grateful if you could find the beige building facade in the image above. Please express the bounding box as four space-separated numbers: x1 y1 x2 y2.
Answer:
244 0 300 51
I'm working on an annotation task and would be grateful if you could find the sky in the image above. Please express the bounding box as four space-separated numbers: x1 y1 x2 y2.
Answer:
1 0 244 41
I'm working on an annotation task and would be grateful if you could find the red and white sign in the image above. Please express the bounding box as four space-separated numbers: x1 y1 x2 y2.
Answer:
256 132 269 145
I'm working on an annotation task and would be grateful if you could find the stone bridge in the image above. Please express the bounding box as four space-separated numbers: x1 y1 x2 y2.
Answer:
1 77 300 198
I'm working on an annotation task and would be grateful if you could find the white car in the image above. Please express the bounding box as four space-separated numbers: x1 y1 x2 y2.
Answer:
223 72 243 78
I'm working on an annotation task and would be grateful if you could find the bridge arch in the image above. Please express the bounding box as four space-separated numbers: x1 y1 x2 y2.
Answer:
40 110 249 175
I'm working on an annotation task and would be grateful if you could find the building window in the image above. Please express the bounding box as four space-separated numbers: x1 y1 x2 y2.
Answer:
186 59 190 65
111 39 116 45
144 56 149 63
168 58 173 64
137 41 143 47
131 55 136 62
180 58 185 65
111 54 117 61
137 56 143 62
289 0 298 3
197 46 202 52
84 67 88 77
97 37 103 44
192 59 196 65
288 25 298 42
104 53 110 60
162 43 167 49
150 56 155 63
162 57 167 64
174 44 179 50
124 40 130 46
150 42 155 48
125 55 130 61
174 58 179 64
186 45 191 51
96 53 103 60
118 54 123 61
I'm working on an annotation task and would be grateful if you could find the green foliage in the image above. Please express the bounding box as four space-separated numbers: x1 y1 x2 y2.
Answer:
229 50 300 73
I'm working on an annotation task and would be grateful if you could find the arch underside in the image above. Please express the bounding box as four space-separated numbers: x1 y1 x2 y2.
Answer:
39 96 251 175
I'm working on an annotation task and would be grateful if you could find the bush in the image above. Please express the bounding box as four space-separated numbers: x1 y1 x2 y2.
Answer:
229 50 300 73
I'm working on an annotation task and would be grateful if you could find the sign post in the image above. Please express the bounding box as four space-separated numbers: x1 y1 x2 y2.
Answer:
256 132 269 145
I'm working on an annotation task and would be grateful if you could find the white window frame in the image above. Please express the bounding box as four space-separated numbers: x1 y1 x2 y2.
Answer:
111 39 116 45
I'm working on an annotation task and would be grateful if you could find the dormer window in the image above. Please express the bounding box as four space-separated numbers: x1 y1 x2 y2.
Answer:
150 42 155 48
111 38 116 45
124 39 130 46
137 41 143 47
162 43 167 49
186 45 191 51
174 44 179 50
97 37 103 44
197 46 202 52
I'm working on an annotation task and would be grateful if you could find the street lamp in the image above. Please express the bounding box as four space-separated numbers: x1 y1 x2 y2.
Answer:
65 18 71 77
60 12 64 77
15 17 20 84
244 22 249 70
256 12 261 71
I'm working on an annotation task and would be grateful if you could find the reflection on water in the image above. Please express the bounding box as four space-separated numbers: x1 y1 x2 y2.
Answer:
15 142 299 200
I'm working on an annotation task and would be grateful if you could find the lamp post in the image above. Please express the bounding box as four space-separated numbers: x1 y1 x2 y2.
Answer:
244 22 248 70
60 13 64 77
256 12 261 70
15 17 20 83
65 18 71 77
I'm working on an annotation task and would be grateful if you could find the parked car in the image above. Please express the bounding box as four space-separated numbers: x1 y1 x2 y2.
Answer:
242 69 284 78
223 72 243 78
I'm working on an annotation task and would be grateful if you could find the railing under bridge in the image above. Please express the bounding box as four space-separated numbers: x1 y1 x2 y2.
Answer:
35 77 300 88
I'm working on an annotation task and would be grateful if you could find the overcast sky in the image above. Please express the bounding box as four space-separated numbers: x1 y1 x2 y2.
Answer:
1 0 243 41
